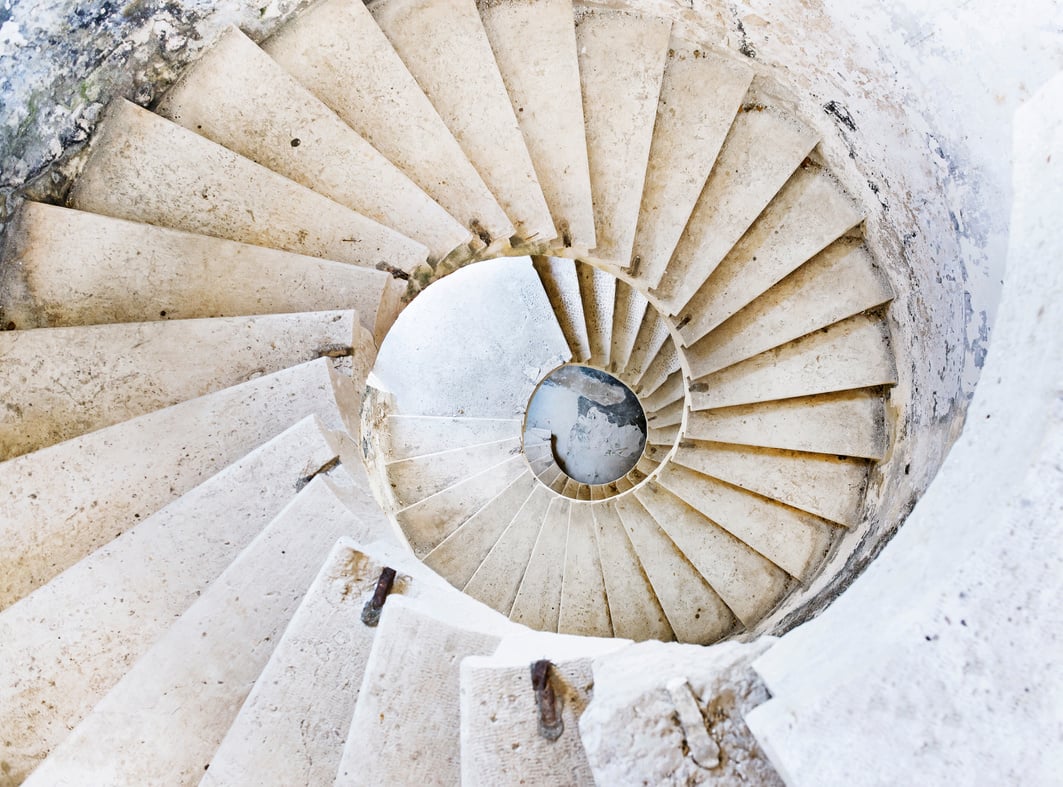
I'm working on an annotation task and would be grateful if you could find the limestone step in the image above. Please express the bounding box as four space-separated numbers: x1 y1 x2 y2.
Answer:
0 202 398 340
562 477 581 498
386 436 523 508
575 6 671 264
635 335 679 395
384 415 523 461
397 454 528 558
155 26 468 266
609 282 649 374
576 483 593 501
533 256 592 362
478 0 596 252
630 40 753 288
653 81 819 306
612 494 737 643
68 99 428 273
0 415 340 783
558 502 612 636
620 308 670 388
550 470 570 493
685 240 894 378
646 398 684 430
690 313 897 410
262 0 513 248
335 599 501 786
369 0 554 246
675 166 864 345
528 449 555 477
578 262 616 366
0 357 358 611
674 441 868 526
612 476 635 493
687 390 888 460
642 369 684 413
510 497 571 631
588 483 616 501
635 481 790 627
0 310 361 461
636 455 661 476
23 475 370 786
656 461 835 580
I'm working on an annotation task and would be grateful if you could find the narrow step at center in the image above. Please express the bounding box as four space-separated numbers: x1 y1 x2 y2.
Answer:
525 364 646 484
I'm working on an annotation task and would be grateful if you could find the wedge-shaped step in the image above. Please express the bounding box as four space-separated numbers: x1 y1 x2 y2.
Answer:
657 462 835 580
591 502 674 641
686 241 894 378
690 313 897 410
621 308 670 388
335 600 500 786
676 167 864 344
674 441 868 526
369 0 553 245
24 476 368 786
387 436 523 508
0 311 360 461
630 41 753 287
559 503 612 637
156 26 468 265
385 415 522 461
646 398 684 430
264 0 512 246
0 358 357 610
575 6 671 264
478 0 595 251
550 470 570 493
510 497 572 631
613 495 736 643
533 256 592 362
68 99 428 272
578 262 616 366
687 390 888 459
461 655 596 786
643 369 684 412
610 282 649 373
637 335 679 396
0 416 339 783
655 83 819 305
398 454 528 557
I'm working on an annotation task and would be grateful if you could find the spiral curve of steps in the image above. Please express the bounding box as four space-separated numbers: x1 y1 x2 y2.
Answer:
0 0 900 783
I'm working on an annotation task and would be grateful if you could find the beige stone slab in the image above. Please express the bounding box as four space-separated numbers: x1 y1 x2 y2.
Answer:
578 261 616 367
686 390 888 460
558 503 612 637
674 441 869 526
612 495 736 644
610 282 649 374
156 27 468 265
631 41 753 289
620 308 670 388
510 497 570 631
657 462 835 580
533 256 592 362
0 311 359 461
635 481 789 627
0 358 357 611
654 82 818 310
478 0 595 251
676 167 864 345
0 202 393 337
685 241 894 378
68 100 428 272
335 600 500 787
646 397 684 430
690 313 897 410
23 477 364 787
397 454 528 557
636 336 679 395
384 415 522 461
562 477 581 498
612 476 634 493
387 436 522 508
370 0 554 244
550 470 570 492
642 369 684 412
575 7 671 264
0 416 338 783
263 0 513 246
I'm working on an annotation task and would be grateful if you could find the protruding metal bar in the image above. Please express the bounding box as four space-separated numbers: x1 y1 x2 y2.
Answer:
530 659 564 741
361 567 397 626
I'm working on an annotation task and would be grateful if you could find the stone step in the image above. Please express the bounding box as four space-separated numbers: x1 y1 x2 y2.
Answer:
335 599 501 786
550 470 570 492
155 27 468 266
0 415 340 783
646 398 684 430
558 501 612 636
369 0 554 246
0 357 359 611
630 40 753 288
635 335 679 395
609 281 649 374
0 310 361 461
68 100 428 273
509 497 571 631
262 0 513 248
478 0 596 252
575 6 671 264
619 308 670 389
386 436 523 508
384 415 523 461
612 494 737 644
690 313 897 410
612 475 635 493
577 262 616 366
23 475 371 786
647 423 679 448
562 477 581 498
533 256 592 362
687 390 888 460
654 81 819 307
642 369 684 412
674 441 868 526
0 202 398 339
676 166 864 345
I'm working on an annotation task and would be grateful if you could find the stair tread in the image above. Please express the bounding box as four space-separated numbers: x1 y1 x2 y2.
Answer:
578 262 616 366
559 502 612 637
646 397 684 430
642 369 684 412
509 497 570 631
636 336 679 396
533 256 592 362
620 309 669 388
385 414 523 461
609 282 649 374
388 436 523 508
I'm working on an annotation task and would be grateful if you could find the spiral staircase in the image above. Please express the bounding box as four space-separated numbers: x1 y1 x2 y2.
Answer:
0 0 910 782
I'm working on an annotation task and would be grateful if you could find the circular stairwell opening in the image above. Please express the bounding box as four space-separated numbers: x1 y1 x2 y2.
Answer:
524 364 647 485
